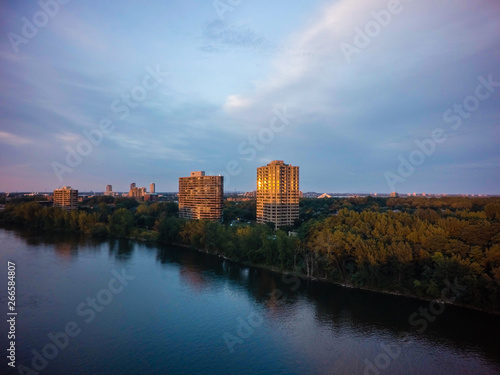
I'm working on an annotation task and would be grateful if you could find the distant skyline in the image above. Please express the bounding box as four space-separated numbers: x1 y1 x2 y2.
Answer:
1 0 499 194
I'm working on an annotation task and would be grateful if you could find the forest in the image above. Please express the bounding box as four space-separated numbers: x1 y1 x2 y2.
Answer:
1 195 500 312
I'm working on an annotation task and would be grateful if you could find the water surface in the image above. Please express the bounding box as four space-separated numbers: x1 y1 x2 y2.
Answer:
1 228 499 375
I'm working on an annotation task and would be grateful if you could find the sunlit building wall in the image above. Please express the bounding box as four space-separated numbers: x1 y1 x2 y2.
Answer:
53 186 78 211
257 160 299 229
179 171 223 221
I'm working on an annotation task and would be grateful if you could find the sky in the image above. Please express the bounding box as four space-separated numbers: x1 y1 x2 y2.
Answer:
0 0 499 194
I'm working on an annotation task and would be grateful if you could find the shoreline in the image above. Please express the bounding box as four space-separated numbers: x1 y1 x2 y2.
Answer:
2 225 499 315
173 243 500 316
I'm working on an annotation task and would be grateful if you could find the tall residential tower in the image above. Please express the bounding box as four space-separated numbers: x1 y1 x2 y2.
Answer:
179 171 223 221
53 186 78 211
257 160 299 229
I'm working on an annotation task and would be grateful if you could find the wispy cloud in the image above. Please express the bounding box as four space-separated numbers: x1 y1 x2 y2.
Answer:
200 20 271 53
0 131 33 146
50 11 108 51
55 132 82 144
0 0 499 193
223 0 500 118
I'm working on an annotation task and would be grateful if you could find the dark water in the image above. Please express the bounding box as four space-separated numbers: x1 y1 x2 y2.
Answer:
0 228 499 375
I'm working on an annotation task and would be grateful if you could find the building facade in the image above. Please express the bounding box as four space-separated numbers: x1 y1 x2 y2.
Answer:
150 183 155 194
105 185 113 196
257 160 299 229
129 186 147 200
179 171 223 221
53 186 78 211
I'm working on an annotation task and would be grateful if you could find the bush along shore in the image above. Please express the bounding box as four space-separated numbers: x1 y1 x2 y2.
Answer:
1 196 500 313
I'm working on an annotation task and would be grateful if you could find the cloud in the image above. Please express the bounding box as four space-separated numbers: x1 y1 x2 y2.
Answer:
0 51 23 63
0 0 498 193
55 132 82 143
200 20 272 53
457 156 500 170
212 0 500 193
50 11 108 51
223 94 253 111
223 0 500 114
0 131 33 146
220 0 500 144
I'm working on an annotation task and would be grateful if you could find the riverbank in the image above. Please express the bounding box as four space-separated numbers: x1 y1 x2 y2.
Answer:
173 242 500 316
4 225 500 375
1 220 500 315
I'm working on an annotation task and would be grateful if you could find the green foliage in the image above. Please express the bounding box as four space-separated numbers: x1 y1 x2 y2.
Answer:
85 195 115 205
114 198 139 210
2 196 500 311
91 222 108 237
485 203 500 220
296 197 500 310
223 200 256 222
108 208 134 237
155 215 184 244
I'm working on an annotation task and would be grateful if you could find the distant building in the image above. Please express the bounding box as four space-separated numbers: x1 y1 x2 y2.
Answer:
257 160 299 229
318 193 331 199
226 196 252 202
53 186 78 211
244 191 256 198
302 192 321 198
129 186 147 200
179 171 223 221
105 185 113 196
390 192 399 198
130 183 136 190
150 183 155 194
144 193 159 202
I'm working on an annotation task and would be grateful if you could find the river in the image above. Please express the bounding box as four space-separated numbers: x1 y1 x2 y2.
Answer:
0 228 499 375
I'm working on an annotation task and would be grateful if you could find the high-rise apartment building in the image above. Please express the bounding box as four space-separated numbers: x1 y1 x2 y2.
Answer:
129 186 146 199
105 185 113 196
257 160 299 229
179 171 223 221
150 183 155 194
53 186 78 211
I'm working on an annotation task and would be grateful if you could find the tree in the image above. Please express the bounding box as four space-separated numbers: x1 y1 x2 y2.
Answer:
108 208 134 237
485 203 500 220
310 229 351 281
155 215 184 244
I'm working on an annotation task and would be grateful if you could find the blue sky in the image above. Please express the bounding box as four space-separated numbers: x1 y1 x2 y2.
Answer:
0 0 499 194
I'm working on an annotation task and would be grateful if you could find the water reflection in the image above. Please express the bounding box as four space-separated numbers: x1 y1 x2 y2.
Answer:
179 266 211 292
53 242 77 260
10 227 105 260
108 238 134 262
4 228 500 374
152 241 500 370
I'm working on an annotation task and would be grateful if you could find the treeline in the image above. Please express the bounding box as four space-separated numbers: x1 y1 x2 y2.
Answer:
299 196 500 221
179 202 500 311
1 197 500 311
0 199 178 240
223 200 256 222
